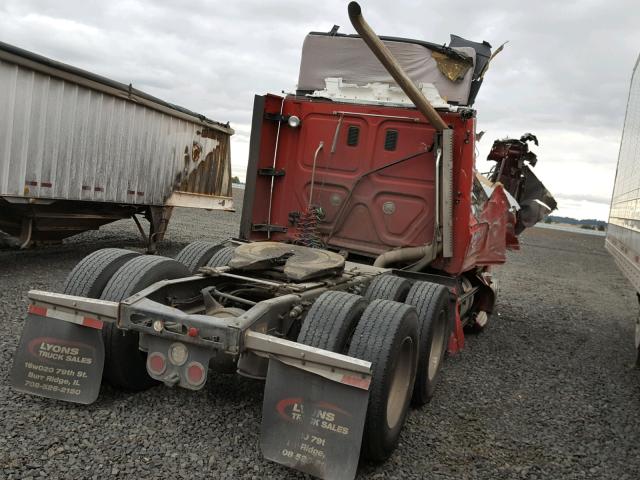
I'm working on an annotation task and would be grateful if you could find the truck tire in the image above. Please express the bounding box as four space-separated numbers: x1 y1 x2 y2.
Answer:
100 255 190 391
348 299 419 462
405 281 450 406
206 246 235 267
364 274 411 302
63 248 140 298
297 291 366 353
174 241 224 273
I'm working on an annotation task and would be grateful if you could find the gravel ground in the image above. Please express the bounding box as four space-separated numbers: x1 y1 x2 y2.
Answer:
1 191 639 479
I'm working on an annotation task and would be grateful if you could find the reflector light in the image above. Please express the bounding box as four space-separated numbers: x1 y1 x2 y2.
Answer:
186 362 206 386
147 352 166 375
169 343 188 366
187 327 199 337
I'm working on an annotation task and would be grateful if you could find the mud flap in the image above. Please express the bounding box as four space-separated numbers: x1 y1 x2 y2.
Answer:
10 312 105 404
260 358 369 480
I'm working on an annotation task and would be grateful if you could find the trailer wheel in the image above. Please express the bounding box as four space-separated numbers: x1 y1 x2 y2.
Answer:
175 241 225 273
348 299 419 462
100 255 190 391
297 291 366 353
206 246 236 268
364 274 411 302
63 248 140 298
405 281 450 406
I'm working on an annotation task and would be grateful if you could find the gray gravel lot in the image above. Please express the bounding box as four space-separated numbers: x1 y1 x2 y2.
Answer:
1 190 639 479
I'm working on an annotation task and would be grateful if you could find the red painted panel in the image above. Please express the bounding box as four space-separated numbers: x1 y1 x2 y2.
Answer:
256 97 440 256
249 95 515 275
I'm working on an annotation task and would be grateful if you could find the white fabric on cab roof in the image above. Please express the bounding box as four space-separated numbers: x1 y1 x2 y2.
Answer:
297 34 476 106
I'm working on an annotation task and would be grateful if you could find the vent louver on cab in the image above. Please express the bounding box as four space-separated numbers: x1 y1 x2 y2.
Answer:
384 129 398 151
347 125 360 146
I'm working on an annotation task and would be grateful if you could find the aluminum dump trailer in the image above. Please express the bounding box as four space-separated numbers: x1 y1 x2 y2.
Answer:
0 41 233 249
606 53 640 362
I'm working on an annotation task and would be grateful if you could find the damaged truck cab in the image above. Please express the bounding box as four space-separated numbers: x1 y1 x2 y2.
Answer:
10 3 555 480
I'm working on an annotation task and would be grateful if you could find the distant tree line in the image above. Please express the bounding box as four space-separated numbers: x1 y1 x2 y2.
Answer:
545 215 606 227
544 215 606 231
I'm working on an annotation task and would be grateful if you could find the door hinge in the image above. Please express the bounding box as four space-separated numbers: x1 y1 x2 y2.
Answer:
258 168 285 177
264 112 288 123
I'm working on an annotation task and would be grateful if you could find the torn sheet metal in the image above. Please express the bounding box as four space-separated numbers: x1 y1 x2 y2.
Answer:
516 166 556 230
431 51 473 82
486 133 557 234
476 172 519 211
448 35 502 105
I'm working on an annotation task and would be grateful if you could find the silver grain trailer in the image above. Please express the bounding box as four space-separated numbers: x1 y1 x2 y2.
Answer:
606 53 640 362
0 41 233 250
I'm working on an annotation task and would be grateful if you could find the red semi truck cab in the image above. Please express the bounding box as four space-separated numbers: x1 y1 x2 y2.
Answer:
241 31 554 280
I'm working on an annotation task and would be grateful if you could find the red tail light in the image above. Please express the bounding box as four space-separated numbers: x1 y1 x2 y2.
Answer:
186 361 206 386
147 352 166 376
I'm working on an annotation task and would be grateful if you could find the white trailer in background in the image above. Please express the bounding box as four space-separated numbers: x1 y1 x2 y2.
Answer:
0 41 234 250
606 54 640 362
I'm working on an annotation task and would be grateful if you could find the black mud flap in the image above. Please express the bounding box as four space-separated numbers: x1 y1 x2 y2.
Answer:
260 359 369 480
10 312 105 404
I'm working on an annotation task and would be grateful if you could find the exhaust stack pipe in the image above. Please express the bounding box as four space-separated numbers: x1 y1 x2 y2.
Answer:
348 1 449 132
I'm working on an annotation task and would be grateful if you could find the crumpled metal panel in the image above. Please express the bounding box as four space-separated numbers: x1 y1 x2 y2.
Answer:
0 52 232 208
431 51 473 82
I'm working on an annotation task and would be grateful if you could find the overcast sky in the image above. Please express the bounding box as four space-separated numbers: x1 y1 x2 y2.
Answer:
2 0 639 220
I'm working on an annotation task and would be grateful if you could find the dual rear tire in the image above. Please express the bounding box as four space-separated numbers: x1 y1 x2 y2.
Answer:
173 241 235 272
297 276 451 461
63 249 189 391
298 289 425 462
364 276 450 406
99 256 190 390
63 242 237 392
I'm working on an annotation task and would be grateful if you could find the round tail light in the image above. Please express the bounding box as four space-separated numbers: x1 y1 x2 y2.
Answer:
147 352 166 376
186 361 206 386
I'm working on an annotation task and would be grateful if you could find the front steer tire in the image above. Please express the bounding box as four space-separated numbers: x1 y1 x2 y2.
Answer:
100 255 190 391
348 299 419 462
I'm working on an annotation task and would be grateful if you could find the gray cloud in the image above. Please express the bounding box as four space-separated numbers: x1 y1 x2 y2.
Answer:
1 0 638 220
